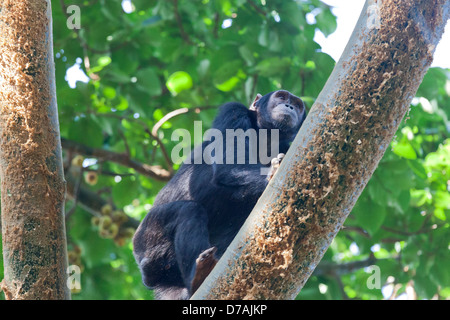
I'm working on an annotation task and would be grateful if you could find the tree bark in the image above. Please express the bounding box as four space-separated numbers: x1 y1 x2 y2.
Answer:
192 0 449 300
0 0 70 300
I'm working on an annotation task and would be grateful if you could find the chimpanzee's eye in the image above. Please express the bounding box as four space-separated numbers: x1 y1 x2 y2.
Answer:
276 91 287 100
295 99 303 109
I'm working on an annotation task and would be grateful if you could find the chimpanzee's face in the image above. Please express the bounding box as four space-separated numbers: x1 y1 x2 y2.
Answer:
267 90 305 131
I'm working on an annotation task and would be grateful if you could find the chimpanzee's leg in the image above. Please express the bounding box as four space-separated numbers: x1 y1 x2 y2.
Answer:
173 201 215 293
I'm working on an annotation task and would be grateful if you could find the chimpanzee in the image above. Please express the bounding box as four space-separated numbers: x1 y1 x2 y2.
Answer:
133 90 306 299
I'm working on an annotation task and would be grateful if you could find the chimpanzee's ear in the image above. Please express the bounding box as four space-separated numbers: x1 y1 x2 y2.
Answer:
249 93 262 111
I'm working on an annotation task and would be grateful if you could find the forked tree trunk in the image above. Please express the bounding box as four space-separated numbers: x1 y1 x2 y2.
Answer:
0 0 70 300
192 0 449 300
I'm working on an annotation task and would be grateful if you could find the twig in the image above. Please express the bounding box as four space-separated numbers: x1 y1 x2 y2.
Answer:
150 132 174 173
173 0 194 45
150 105 217 171
250 74 259 102
248 0 267 17
118 129 131 156
84 168 135 177
381 224 437 237
335 276 350 300
341 225 370 238
152 108 189 136
151 105 217 136
213 12 220 39
61 138 172 181
313 254 379 277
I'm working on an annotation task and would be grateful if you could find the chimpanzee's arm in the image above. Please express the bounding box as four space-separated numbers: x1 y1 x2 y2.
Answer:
210 102 270 197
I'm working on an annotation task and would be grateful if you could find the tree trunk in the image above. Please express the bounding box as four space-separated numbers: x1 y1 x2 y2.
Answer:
192 0 450 300
0 0 70 300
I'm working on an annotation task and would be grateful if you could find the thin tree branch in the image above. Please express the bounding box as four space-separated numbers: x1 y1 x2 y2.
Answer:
151 105 217 136
173 0 193 45
312 254 383 277
248 0 267 17
150 105 218 172
84 168 135 177
151 108 189 136
213 12 220 38
61 138 172 181
381 224 439 237
118 129 131 156
341 225 370 238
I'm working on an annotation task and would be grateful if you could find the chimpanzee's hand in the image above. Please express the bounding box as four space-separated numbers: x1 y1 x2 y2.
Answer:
267 153 285 181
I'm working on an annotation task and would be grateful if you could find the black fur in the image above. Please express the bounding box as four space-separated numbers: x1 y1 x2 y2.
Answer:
133 91 306 299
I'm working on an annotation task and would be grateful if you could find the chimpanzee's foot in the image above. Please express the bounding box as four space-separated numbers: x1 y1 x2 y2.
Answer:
191 247 218 295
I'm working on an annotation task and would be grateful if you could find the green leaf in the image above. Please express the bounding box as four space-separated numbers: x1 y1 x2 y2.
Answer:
154 0 175 20
213 61 246 92
268 31 282 52
315 9 337 37
135 67 162 96
367 179 388 205
282 2 307 28
415 257 438 299
433 254 450 286
433 207 446 221
111 49 139 74
435 190 450 210
425 152 448 167
416 67 447 98
215 76 241 92
103 86 116 99
89 56 112 73
98 56 112 67
112 177 140 208
166 71 193 95
391 138 417 160
407 160 427 179
392 189 411 214
115 96 129 111
410 189 431 207
304 60 316 71
91 115 116 136
255 57 291 77
105 67 132 84
257 25 268 47
67 116 103 148
239 45 256 66
354 199 387 236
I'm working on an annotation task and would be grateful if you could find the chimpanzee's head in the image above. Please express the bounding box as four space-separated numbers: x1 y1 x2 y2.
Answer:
250 90 306 140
